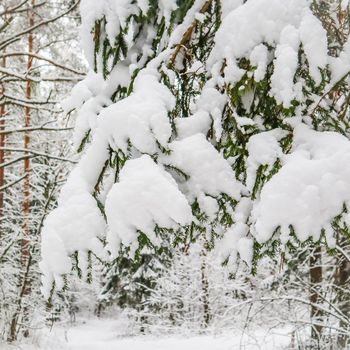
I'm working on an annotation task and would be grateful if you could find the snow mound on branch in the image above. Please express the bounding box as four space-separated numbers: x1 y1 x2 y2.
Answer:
246 128 287 191
217 197 253 267
98 70 174 154
71 64 131 150
40 192 106 298
208 0 328 106
105 155 192 257
330 38 350 83
164 134 243 202
176 88 227 141
61 71 104 113
252 124 350 247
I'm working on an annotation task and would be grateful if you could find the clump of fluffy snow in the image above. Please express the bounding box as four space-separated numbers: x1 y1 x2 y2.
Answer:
98 70 174 155
105 155 192 257
208 0 328 106
246 129 287 191
249 44 269 82
299 11 328 85
176 87 227 141
252 124 350 247
71 64 132 150
216 197 253 267
164 133 243 203
40 193 106 298
330 38 350 84
270 25 300 107
61 71 104 113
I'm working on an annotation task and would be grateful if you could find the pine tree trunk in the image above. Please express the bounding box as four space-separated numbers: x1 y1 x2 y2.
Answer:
309 246 323 346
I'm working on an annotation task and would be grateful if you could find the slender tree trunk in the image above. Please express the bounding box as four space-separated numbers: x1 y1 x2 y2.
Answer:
22 0 35 270
201 237 211 328
0 20 6 228
309 246 323 346
8 1 35 341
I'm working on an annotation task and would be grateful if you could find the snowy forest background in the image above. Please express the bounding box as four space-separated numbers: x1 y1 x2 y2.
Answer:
1 0 350 349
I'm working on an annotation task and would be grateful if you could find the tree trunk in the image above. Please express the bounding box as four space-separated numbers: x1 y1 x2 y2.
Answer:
335 241 350 348
309 245 323 346
0 20 6 228
8 1 35 341
22 0 34 270
200 237 211 328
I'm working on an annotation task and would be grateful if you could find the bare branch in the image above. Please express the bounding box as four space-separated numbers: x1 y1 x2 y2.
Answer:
0 174 27 191
0 0 29 17
0 147 77 163
0 124 73 135
0 52 85 76
0 1 81 50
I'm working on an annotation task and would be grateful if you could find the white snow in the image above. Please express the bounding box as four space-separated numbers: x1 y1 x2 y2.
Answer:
249 44 269 82
270 25 299 107
176 87 227 141
208 0 328 105
330 38 350 84
2 318 291 350
98 70 174 155
164 134 243 203
299 11 328 85
105 155 192 256
246 129 287 191
252 124 350 246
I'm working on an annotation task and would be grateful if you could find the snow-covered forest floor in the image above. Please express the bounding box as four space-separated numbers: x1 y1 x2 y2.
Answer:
2 317 292 350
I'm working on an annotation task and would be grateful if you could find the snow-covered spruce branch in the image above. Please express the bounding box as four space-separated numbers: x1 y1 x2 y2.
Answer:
309 71 350 117
168 0 212 67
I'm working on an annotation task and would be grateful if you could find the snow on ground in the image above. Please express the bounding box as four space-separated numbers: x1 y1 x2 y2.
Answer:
2 317 292 350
